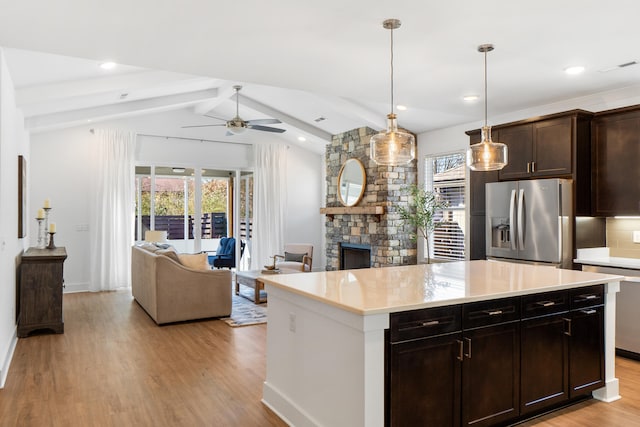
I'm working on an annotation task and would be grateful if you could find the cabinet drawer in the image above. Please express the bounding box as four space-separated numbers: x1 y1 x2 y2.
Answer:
390 305 462 343
521 290 569 319
463 297 520 329
570 284 604 309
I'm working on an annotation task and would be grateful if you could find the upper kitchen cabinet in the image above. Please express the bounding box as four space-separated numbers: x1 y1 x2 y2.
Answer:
592 106 640 216
497 111 592 182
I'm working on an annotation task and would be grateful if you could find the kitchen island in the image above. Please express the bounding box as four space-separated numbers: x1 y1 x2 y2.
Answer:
260 260 622 427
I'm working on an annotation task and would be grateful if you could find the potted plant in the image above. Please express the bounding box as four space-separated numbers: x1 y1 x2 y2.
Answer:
398 184 448 264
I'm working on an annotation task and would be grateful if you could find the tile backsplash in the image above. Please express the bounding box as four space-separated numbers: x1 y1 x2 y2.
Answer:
606 218 640 258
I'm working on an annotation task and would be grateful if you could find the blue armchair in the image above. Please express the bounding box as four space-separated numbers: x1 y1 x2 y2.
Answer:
210 237 245 269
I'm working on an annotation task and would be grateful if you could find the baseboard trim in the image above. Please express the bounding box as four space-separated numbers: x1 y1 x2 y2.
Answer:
262 381 319 427
616 348 640 361
0 327 18 389
63 282 90 293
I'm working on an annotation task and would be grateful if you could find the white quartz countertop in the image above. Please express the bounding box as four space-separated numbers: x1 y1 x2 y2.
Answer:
260 260 622 315
575 247 640 270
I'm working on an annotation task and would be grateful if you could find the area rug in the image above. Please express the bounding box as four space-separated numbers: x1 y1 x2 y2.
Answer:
222 288 268 327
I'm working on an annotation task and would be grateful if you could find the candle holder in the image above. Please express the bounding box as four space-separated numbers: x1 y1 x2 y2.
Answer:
43 207 52 246
47 232 56 250
36 218 46 249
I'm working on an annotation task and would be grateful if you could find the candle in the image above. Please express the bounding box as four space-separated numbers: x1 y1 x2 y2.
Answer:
49 223 56 233
36 208 45 219
43 199 51 208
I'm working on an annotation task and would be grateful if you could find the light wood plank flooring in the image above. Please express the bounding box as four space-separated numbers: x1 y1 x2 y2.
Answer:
0 291 639 426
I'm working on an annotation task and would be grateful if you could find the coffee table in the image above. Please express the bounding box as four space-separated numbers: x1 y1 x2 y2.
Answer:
235 269 299 304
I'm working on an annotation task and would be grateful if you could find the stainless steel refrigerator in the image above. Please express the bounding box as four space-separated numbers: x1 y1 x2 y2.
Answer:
485 178 573 268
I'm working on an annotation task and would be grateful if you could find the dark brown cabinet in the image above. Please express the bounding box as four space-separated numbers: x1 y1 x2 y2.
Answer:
520 290 571 415
386 287 605 426
592 106 640 215
18 247 67 338
568 285 605 397
496 123 534 180
387 305 462 426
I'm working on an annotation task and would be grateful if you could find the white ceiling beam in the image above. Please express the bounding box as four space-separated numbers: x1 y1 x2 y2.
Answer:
192 83 236 115
16 71 217 106
25 88 219 132
237 94 333 141
318 95 386 131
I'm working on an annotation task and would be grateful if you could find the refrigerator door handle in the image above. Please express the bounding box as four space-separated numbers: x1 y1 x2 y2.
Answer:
518 188 525 249
509 189 517 250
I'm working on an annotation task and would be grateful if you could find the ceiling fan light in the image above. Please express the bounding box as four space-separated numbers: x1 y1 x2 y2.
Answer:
467 126 508 171
371 114 416 165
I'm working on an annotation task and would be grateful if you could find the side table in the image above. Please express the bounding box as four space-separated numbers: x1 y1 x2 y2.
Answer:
18 247 67 337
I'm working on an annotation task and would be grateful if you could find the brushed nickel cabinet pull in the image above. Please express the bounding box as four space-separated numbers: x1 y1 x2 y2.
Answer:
531 161 536 172
536 301 555 307
464 337 472 359
581 309 597 315
422 320 439 327
456 340 464 362
527 162 531 173
485 310 503 316
564 318 572 336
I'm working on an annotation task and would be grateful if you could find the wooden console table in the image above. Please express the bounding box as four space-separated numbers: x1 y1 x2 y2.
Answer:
18 247 67 338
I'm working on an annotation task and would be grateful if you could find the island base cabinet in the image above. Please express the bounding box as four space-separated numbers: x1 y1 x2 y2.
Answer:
520 314 569 415
461 323 520 427
388 333 462 427
569 306 605 397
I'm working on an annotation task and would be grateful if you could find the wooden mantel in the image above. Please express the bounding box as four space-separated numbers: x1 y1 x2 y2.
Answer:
320 206 385 219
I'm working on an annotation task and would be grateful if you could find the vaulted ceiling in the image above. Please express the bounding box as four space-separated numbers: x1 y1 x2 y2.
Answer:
1 1 640 154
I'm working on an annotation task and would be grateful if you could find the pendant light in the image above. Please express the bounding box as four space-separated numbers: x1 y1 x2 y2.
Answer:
466 44 508 171
370 19 415 166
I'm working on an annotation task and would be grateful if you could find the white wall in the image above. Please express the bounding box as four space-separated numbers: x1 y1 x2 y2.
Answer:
29 109 324 290
0 49 29 388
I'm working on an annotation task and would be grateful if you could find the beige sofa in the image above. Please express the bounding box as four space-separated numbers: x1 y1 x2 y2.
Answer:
131 244 232 324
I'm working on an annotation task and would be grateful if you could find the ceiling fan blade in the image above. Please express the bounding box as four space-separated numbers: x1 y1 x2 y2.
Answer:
245 118 282 125
181 124 226 128
247 124 286 133
204 114 228 121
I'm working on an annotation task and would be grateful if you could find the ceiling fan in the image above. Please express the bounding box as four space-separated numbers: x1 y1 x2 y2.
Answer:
182 85 285 135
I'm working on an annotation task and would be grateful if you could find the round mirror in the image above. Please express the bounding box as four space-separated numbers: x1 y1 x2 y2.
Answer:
338 158 366 207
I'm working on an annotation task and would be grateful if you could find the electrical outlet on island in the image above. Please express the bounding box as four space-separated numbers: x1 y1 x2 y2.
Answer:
633 231 640 243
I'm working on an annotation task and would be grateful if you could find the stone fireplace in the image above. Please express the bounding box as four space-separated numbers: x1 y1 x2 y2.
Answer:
324 127 418 270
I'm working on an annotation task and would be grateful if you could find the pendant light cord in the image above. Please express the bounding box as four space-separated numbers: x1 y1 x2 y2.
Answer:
390 26 395 115
484 48 488 128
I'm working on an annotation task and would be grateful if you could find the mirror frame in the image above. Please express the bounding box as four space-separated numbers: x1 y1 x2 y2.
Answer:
337 158 366 207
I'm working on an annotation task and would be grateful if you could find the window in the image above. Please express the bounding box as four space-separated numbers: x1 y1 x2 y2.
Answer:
425 152 466 261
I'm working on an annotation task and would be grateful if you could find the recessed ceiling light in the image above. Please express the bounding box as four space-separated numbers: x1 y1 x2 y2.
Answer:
298 136 307 142
396 105 407 111
463 95 479 102
100 61 117 70
564 66 585 75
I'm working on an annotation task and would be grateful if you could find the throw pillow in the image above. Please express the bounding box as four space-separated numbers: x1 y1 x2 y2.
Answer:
178 253 210 271
284 252 306 263
156 249 180 264
140 243 160 253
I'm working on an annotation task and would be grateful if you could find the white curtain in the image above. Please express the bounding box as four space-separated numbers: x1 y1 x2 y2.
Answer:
89 129 136 291
251 143 287 270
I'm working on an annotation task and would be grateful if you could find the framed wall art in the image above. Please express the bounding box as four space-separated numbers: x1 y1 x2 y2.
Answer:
18 155 26 238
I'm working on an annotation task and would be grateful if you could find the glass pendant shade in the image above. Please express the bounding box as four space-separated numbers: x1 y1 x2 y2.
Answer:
371 113 416 165
466 43 508 171
466 126 508 171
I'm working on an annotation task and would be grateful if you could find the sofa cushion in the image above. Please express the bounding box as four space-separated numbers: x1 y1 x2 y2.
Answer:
284 252 306 262
178 253 210 271
156 248 180 264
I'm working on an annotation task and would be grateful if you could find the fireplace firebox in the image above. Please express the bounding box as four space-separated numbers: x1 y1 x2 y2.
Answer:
339 243 371 270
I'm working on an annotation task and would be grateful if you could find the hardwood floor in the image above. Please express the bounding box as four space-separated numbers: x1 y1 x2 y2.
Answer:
0 290 639 426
